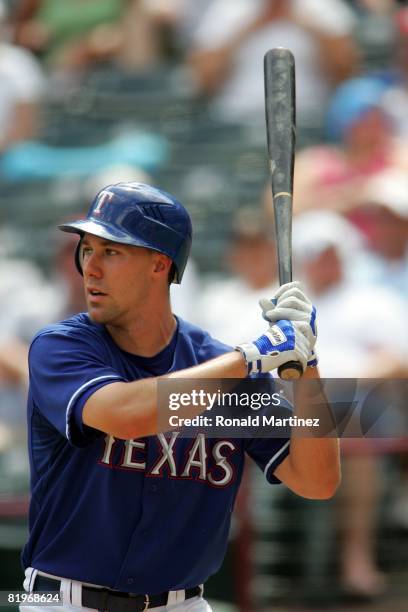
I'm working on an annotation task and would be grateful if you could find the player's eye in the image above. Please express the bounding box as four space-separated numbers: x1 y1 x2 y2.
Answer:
105 248 118 256
81 246 92 257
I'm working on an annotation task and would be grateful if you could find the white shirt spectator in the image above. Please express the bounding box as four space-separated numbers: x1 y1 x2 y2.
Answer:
0 43 46 146
313 282 408 377
199 277 278 347
0 259 57 343
170 259 203 325
192 0 356 126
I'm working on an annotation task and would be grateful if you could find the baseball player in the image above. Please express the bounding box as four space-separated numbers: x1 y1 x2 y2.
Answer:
22 182 339 612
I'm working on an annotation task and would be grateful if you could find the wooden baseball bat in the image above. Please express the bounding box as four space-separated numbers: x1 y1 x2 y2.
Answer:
264 48 303 380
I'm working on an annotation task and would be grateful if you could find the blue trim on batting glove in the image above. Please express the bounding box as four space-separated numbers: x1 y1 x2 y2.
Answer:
254 320 295 355
254 334 274 354
275 320 295 352
310 306 317 335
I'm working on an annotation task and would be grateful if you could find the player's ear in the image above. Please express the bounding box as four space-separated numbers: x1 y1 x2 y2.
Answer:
151 253 172 280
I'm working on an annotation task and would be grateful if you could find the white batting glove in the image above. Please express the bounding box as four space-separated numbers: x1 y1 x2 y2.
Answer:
236 319 312 375
259 281 318 368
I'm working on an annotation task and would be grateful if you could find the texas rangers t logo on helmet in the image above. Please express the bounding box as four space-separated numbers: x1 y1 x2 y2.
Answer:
93 190 115 216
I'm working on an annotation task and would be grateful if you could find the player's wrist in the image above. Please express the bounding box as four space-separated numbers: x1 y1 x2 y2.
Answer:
230 349 250 377
235 341 262 374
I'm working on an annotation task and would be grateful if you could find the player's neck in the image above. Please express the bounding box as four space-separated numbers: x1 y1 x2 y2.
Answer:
106 303 177 357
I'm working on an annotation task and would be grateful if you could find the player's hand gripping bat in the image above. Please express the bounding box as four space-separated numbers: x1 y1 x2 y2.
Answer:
264 48 303 380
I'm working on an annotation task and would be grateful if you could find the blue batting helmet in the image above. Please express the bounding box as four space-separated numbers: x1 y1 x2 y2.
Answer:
59 182 192 283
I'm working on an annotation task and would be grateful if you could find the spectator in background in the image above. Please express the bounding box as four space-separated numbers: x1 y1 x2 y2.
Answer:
199 206 278 346
0 253 56 491
292 211 407 377
292 210 408 600
0 0 45 150
350 0 399 71
0 258 56 349
381 7 408 136
141 0 215 52
352 167 408 297
382 202 408 537
292 76 408 215
188 0 358 136
0 212 88 489
13 0 162 76
14 0 124 68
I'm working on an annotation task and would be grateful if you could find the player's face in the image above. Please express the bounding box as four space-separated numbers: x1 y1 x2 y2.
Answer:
80 234 157 325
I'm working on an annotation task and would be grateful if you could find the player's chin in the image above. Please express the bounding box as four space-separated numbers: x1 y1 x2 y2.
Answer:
87 305 110 324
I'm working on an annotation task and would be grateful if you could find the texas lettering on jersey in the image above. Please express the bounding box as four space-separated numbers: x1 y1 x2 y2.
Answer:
99 432 237 487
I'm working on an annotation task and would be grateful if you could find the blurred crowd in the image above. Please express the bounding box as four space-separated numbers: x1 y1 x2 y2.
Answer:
0 0 407 608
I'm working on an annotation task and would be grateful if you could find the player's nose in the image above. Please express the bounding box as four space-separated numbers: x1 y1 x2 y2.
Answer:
82 251 103 279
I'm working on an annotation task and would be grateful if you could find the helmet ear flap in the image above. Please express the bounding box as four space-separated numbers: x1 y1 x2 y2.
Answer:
74 237 84 276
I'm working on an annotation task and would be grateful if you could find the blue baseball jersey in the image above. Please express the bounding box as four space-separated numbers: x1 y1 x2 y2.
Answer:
23 314 290 593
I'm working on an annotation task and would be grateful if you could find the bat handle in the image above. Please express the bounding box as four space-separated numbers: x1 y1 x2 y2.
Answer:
278 361 304 380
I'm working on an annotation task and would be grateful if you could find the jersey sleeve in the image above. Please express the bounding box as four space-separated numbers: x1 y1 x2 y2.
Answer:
244 387 292 484
245 437 290 484
28 328 126 447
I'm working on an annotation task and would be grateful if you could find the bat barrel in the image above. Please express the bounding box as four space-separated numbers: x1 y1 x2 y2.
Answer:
264 48 296 197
